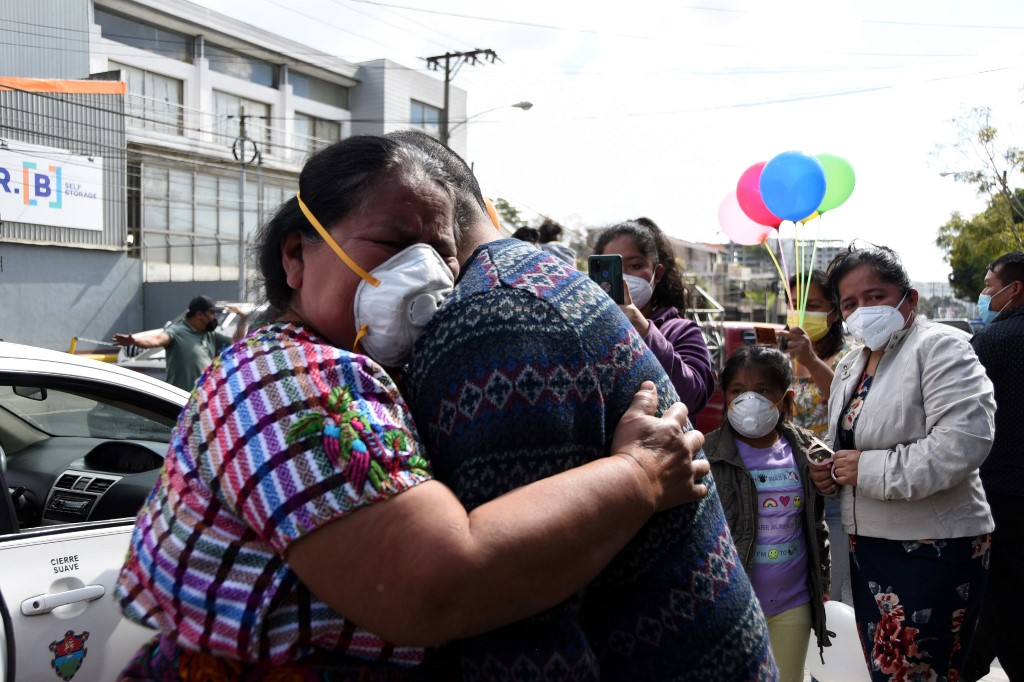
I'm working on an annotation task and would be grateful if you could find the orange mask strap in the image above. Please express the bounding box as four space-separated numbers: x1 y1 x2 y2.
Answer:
296 192 381 287
484 197 501 231
352 325 370 355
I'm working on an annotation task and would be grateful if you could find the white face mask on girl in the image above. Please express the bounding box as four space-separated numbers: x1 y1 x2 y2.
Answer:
844 291 910 351
727 392 782 439
623 272 656 309
296 193 454 368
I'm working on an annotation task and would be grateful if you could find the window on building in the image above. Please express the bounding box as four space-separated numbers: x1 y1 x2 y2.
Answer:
131 163 295 282
292 114 340 161
410 100 441 137
126 162 142 259
95 8 191 61
289 71 348 109
111 62 183 135
212 91 271 153
205 43 277 88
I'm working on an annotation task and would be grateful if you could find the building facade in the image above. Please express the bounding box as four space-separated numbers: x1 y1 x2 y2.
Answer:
0 0 465 349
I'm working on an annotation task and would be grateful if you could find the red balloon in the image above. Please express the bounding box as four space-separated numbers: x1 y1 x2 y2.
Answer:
736 162 782 228
718 193 773 246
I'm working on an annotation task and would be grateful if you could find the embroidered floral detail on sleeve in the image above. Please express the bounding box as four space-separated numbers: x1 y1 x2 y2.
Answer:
286 386 425 493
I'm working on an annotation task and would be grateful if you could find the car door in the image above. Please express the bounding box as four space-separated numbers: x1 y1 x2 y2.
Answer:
0 523 155 682
0 343 188 682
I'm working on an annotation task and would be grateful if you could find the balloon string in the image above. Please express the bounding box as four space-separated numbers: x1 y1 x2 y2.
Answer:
804 218 820 315
764 239 793 310
776 226 795 310
795 221 804 327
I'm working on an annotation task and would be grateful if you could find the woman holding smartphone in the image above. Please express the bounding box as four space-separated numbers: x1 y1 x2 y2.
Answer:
595 219 715 417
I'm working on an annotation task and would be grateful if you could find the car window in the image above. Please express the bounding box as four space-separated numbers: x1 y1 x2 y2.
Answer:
0 386 175 442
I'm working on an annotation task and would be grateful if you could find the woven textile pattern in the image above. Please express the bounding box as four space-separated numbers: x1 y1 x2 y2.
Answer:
406 239 776 681
116 322 430 668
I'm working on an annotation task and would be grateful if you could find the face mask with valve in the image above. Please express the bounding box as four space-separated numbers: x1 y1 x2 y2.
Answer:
351 244 454 367
296 192 454 368
727 391 783 439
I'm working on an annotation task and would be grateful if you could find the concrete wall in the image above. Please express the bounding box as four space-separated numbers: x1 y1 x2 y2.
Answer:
0 243 142 350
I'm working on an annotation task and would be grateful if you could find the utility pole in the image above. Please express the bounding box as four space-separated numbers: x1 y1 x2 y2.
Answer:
230 107 261 302
423 49 500 146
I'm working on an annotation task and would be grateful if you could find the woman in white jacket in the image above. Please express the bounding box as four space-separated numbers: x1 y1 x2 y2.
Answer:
809 245 995 682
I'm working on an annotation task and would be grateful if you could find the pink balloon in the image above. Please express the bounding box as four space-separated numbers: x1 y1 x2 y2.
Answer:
718 193 773 245
736 162 783 228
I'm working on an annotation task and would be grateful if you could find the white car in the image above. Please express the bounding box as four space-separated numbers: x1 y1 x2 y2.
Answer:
116 302 261 381
0 342 188 682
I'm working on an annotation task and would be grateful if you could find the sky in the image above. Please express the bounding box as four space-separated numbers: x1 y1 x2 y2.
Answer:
193 0 1024 284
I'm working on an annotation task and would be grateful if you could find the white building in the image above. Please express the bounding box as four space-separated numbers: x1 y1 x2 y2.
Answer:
0 0 465 347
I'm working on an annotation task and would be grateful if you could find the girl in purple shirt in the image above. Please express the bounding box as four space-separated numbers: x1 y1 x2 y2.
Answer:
704 344 831 682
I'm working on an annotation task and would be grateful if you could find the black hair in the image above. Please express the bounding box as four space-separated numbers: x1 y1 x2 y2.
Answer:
511 226 540 244
594 220 693 313
990 250 1024 287
824 243 910 305
385 130 485 241
538 220 563 243
788 269 844 359
720 344 793 401
252 135 452 313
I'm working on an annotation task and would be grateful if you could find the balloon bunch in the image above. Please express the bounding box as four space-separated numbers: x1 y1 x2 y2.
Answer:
718 151 855 317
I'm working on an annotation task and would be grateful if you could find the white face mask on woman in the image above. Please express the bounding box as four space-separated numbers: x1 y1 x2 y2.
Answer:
727 391 783 439
296 193 454 367
844 291 910 351
623 272 656 309
351 244 454 367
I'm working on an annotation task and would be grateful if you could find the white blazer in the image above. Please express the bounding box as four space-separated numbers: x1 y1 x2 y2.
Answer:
827 315 995 540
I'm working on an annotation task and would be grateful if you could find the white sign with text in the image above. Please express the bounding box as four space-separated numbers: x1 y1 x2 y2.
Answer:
0 143 104 231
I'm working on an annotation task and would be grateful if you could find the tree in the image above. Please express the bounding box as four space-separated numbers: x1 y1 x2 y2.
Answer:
491 198 526 229
935 190 1024 298
934 101 1024 298
938 106 1024 238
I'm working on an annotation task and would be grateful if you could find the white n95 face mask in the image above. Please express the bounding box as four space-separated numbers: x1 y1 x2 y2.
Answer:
727 391 782 439
623 272 656 309
295 192 454 368
844 291 909 351
352 243 454 367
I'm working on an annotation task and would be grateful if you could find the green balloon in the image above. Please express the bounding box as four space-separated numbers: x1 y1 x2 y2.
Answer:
815 153 855 213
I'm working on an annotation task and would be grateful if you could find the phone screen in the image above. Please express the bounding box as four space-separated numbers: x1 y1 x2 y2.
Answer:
754 326 778 345
587 255 625 304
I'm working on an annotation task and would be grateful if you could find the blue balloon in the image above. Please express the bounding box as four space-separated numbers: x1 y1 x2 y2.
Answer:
758 151 827 222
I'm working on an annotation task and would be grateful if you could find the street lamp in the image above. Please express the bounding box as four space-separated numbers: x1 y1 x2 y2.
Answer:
447 101 533 137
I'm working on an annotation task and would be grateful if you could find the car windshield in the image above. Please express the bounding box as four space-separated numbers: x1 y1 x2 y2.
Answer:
0 386 176 442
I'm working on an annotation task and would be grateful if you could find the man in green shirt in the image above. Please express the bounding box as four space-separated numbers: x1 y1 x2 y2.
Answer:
113 295 248 391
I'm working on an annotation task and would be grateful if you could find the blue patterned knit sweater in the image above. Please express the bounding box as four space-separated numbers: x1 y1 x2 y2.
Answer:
405 239 776 681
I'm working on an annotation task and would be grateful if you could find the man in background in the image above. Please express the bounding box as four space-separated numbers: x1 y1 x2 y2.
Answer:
113 295 248 392
963 251 1024 682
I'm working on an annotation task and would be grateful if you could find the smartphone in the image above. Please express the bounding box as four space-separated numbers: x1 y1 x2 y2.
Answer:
588 254 625 304
754 326 778 346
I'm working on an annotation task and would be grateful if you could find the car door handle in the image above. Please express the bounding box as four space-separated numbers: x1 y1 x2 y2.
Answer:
21 585 105 615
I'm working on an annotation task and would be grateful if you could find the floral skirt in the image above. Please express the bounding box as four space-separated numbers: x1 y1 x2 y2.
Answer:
849 533 990 682
118 634 424 682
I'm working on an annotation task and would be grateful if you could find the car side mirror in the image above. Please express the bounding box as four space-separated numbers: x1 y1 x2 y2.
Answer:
12 387 47 401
